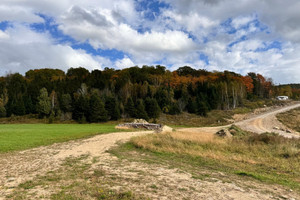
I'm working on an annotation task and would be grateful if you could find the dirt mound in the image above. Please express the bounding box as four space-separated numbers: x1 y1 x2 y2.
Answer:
160 125 173 133
132 119 149 124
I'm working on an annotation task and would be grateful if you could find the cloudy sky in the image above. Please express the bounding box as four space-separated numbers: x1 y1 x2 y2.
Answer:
0 0 300 83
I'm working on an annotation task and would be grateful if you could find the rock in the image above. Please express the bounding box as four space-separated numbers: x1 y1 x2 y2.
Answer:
273 127 279 130
279 195 289 200
229 129 237 136
286 129 292 133
216 129 232 137
7 177 15 182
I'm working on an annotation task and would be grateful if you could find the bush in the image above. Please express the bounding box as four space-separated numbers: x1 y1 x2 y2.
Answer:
246 132 286 145
0 106 6 118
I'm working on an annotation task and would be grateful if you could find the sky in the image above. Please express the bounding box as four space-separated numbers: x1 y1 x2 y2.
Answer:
0 0 300 84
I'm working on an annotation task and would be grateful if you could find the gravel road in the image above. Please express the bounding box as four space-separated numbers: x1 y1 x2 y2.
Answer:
235 103 300 138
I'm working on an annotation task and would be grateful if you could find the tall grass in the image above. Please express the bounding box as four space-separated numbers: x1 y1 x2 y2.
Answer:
277 107 300 132
130 128 300 189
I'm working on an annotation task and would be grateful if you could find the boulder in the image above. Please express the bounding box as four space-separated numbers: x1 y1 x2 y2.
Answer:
216 129 232 137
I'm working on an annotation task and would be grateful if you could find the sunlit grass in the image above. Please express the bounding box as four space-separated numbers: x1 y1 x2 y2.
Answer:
0 124 119 153
126 127 300 190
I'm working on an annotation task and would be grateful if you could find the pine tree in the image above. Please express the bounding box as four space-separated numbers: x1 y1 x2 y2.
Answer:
14 97 26 116
24 96 35 114
0 106 6 118
168 102 181 115
196 96 208 117
186 97 197 113
125 97 136 118
135 99 149 120
73 95 89 122
0 98 6 118
61 94 72 112
89 94 108 122
36 88 51 117
144 98 160 119
105 96 120 120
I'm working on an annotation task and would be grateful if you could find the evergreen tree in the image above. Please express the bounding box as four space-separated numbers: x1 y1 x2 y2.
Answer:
14 97 26 116
186 97 197 113
0 106 6 118
73 95 89 122
36 88 51 117
168 102 181 115
105 96 120 120
24 96 35 114
89 94 108 122
61 93 72 112
0 99 6 118
135 99 149 120
144 98 161 119
196 96 208 117
124 97 136 118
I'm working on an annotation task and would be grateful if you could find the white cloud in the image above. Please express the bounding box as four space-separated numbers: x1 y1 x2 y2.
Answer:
0 0 300 83
58 6 196 57
231 15 255 29
0 30 9 39
0 5 44 23
0 24 110 75
115 57 135 69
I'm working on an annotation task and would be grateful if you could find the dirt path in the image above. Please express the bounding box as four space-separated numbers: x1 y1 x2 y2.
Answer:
235 103 300 138
0 131 153 199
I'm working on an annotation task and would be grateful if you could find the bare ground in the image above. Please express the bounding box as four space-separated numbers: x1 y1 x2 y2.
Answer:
1 103 300 199
235 103 300 138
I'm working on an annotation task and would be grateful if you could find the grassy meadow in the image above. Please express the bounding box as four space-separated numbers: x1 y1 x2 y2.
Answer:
0 124 118 153
111 126 300 191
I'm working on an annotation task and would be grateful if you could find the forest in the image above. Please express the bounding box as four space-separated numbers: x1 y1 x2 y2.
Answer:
0 65 298 122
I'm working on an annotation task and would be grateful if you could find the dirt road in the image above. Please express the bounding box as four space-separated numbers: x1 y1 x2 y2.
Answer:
235 103 300 138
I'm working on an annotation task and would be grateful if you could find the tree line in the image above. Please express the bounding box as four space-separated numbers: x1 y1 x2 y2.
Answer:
0 65 293 122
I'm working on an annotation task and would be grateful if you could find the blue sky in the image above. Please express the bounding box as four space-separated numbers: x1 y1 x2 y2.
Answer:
0 0 300 83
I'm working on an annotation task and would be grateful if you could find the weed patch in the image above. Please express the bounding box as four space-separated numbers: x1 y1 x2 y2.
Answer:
112 130 300 191
277 107 300 132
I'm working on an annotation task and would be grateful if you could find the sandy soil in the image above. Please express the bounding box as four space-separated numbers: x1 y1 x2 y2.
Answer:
235 103 300 138
1 104 300 199
0 131 153 199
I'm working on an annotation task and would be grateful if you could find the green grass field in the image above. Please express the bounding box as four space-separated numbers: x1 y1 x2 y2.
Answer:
0 124 118 153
